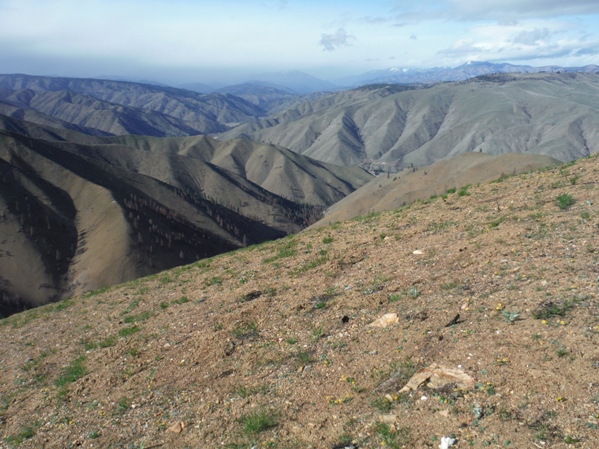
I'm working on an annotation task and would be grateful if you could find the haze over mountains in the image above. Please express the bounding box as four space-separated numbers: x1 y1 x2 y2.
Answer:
0 74 265 136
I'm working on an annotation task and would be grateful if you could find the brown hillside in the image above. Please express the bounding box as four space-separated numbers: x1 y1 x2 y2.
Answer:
1 153 598 448
312 152 562 227
0 120 370 313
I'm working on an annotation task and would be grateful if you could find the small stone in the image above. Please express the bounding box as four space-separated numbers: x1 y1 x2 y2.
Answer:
368 313 399 328
168 421 188 434
413 250 424 255
380 414 397 424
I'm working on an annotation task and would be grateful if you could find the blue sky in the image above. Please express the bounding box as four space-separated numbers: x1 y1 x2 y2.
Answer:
1 0 599 84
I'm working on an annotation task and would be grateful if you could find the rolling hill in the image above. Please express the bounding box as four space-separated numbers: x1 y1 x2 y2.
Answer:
0 115 371 315
0 74 265 136
220 72 599 171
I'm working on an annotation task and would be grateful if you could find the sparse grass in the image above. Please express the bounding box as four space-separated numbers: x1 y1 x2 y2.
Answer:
532 300 573 320
488 216 505 228
322 236 333 244
172 296 189 305
239 408 277 434
4 423 37 446
388 293 401 302
374 422 411 448
88 430 100 439
205 276 222 286
82 286 110 298
295 350 313 364
263 238 297 263
370 396 394 412
458 184 471 196
54 298 75 312
295 254 328 274
116 396 130 414
556 193 575 210
118 325 140 337
54 356 86 388
440 280 460 291
232 385 261 398
311 326 325 341
98 335 117 348
123 310 154 323
232 322 258 339
159 275 172 284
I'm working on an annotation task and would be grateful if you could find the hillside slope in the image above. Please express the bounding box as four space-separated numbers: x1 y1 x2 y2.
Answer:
220 73 599 170
0 74 265 136
1 153 598 448
0 117 371 314
312 152 562 227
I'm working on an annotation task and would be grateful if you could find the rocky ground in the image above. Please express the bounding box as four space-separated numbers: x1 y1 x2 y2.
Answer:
1 154 599 448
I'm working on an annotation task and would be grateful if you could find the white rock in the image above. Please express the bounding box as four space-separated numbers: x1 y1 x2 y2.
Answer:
439 436 455 449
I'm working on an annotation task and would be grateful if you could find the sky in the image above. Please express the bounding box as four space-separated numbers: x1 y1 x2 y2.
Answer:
1 0 599 85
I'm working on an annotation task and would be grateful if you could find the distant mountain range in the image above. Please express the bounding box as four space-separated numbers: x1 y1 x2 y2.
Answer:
335 61 599 87
220 72 599 171
84 61 599 97
0 74 265 136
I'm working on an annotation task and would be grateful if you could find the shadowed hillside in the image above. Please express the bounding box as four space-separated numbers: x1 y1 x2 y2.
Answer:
0 116 371 314
1 153 598 448
220 72 599 171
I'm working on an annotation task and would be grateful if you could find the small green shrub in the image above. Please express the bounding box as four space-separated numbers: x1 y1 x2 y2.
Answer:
556 194 575 210
240 409 277 434
532 300 572 319
116 396 130 413
458 184 471 196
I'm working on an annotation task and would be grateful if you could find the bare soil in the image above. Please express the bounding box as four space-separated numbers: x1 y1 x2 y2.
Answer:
1 154 599 448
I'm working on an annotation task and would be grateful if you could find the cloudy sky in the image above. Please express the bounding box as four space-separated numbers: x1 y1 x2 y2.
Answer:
1 0 599 84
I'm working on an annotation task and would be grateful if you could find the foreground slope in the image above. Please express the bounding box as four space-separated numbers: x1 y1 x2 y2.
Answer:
0 116 370 313
1 154 598 448
220 73 599 170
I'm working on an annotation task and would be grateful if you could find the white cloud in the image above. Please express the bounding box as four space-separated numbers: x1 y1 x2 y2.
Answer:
319 28 355 51
512 28 551 45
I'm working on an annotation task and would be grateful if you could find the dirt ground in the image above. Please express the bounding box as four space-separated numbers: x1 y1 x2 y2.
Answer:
1 154 598 448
